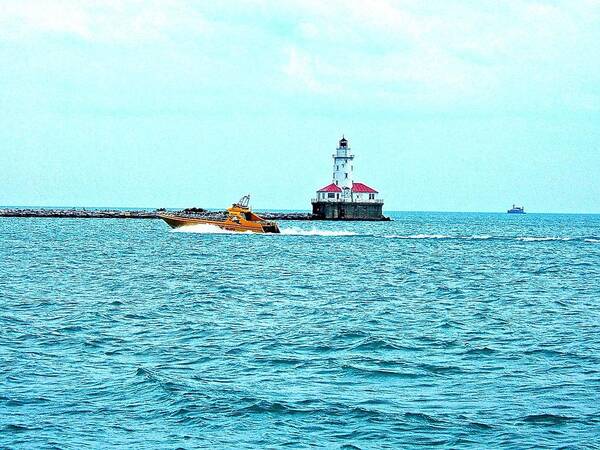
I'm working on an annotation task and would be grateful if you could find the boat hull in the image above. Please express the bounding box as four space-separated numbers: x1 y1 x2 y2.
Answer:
159 214 280 233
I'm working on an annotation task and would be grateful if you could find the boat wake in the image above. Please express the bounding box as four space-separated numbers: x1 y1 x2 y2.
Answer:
384 234 492 240
516 237 571 242
171 224 240 234
279 227 358 236
383 234 600 243
385 234 452 239
171 224 357 236
171 225 600 242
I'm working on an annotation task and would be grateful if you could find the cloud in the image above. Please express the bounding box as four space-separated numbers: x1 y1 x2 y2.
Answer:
0 0 208 42
1 0 598 112
277 0 600 110
282 47 335 93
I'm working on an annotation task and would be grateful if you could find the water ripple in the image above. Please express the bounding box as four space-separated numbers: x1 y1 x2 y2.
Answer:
1 212 600 448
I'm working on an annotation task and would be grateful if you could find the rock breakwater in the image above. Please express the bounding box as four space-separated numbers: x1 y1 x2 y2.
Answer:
0 208 157 219
0 208 387 221
0 208 316 221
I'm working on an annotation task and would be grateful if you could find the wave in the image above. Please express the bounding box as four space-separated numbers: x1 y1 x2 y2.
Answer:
385 234 451 239
404 412 444 423
385 234 492 240
384 234 588 242
463 346 496 355
516 237 571 242
277 227 358 236
351 337 403 351
172 225 597 243
171 223 239 234
468 421 494 430
234 400 315 416
521 413 574 425
512 236 599 243
342 364 422 379
3 423 35 432
172 224 357 236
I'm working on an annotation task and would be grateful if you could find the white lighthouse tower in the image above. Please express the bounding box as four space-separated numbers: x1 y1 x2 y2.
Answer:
333 135 354 199
311 136 386 220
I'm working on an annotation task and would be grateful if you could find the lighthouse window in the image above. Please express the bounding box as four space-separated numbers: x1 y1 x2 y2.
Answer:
328 193 335 198
369 193 375 200
345 173 348 179
336 166 339 170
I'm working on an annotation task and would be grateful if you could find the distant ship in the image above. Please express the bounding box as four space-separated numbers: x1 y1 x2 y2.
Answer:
507 204 525 214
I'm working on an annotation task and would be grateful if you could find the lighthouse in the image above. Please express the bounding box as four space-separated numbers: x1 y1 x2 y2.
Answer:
311 136 387 220
333 136 354 195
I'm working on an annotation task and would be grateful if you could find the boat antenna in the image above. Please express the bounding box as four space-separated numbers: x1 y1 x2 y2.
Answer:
237 194 250 208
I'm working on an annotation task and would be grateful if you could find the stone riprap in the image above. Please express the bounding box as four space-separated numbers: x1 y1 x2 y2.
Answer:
0 208 158 219
0 208 317 221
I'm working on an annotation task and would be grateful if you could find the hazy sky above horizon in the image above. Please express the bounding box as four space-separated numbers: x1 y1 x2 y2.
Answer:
1 0 599 212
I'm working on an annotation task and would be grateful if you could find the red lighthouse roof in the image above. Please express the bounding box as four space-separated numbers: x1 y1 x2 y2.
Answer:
351 182 378 193
317 183 342 193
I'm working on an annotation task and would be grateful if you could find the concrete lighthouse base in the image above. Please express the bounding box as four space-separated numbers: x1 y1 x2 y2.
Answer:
311 201 389 221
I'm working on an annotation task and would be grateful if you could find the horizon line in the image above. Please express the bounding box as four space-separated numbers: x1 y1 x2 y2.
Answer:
2 205 600 216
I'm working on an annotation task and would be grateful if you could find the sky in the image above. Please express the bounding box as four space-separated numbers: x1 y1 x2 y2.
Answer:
1 0 599 212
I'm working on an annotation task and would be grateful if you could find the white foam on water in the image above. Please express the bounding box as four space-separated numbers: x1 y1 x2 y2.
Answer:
516 237 571 242
172 224 357 237
385 234 494 240
279 227 358 236
171 223 239 234
384 234 452 239
584 238 600 243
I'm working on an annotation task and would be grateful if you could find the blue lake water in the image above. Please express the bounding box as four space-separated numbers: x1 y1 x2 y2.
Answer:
1 212 600 448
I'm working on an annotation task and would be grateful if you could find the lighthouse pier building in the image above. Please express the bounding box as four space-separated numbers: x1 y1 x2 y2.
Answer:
311 136 387 220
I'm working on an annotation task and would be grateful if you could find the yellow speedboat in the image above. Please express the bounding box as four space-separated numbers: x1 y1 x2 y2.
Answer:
159 195 280 234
